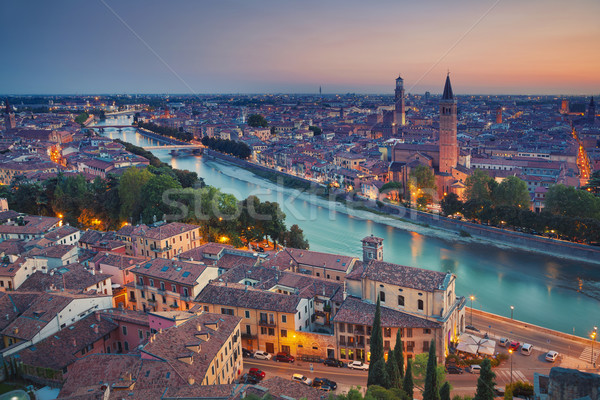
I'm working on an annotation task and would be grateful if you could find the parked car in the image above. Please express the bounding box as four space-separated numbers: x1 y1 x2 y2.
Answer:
249 368 266 380
468 364 481 374
253 350 272 360
324 358 344 368
292 373 313 386
275 352 295 363
313 377 337 390
498 338 510 347
347 361 369 370
446 365 463 374
521 343 533 356
545 350 559 362
465 325 481 332
238 374 260 384
242 348 253 358
508 341 520 351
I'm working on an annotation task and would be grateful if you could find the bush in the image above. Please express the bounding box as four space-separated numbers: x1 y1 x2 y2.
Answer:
505 381 533 398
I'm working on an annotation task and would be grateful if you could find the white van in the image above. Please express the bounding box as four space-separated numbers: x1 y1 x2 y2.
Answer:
521 343 533 355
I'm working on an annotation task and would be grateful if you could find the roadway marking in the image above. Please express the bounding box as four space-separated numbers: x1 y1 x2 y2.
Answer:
494 369 529 383
579 347 599 363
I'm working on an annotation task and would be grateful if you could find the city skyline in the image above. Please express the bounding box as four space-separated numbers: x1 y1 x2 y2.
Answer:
1 0 599 95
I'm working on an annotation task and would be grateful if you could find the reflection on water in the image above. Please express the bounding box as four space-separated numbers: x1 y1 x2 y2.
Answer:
99 125 600 337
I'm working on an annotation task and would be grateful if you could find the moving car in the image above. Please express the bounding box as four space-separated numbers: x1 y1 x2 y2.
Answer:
292 373 313 386
249 368 265 380
275 352 295 363
313 377 337 391
253 350 272 360
545 350 559 362
498 338 509 347
508 341 520 351
324 358 344 367
347 361 369 370
446 365 463 374
468 364 481 374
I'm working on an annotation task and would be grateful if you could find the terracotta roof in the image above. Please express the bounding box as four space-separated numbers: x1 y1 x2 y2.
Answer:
196 282 301 313
347 259 449 292
44 225 79 241
141 311 242 386
132 258 209 286
139 222 199 240
17 313 118 370
17 263 111 293
91 252 146 270
285 248 357 272
333 296 440 328
26 244 77 259
250 376 328 400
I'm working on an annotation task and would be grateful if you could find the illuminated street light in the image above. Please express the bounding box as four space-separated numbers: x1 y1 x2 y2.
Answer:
508 348 513 385
510 305 514 320
592 327 598 367
470 295 475 327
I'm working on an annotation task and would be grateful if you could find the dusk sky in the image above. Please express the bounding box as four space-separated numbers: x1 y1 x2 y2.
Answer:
1 0 599 95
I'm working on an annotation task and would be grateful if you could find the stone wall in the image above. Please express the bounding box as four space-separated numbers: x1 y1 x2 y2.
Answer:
548 367 600 400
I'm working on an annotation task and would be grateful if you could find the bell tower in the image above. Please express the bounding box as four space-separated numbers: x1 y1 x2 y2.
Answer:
394 75 406 127
439 74 457 174
362 235 384 263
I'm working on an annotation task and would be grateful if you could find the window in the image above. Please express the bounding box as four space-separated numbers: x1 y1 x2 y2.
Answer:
423 328 431 334
383 328 391 337
245 310 250 319
221 308 234 316
149 279 154 287
281 315 287 323
423 341 430 352
246 325 251 335
268 328 275 336
172 284 177 292
260 327 267 335
406 328 413 338
203 306 209 312
124 341 129 351
379 291 386 302
122 326 127 335
281 329 287 338
160 282 165 291
183 288 189 297
398 295 405 307
138 329 143 339
339 323 345 333
138 277 144 285
384 340 390 350
418 300 424 311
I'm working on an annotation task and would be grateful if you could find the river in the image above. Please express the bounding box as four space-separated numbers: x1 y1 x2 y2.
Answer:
99 119 600 338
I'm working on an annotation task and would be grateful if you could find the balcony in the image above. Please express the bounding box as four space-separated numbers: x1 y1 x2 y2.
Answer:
241 333 257 340
258 319 276 327
150 245 172 253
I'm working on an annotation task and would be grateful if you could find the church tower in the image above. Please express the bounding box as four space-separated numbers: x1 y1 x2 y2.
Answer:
588 96 596 123
439 74 457 174
496 106 502 124
362 235 383 263
3 99 15 130
394 75 406 126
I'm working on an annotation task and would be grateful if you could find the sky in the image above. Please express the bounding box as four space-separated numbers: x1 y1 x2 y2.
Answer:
1 0 599 95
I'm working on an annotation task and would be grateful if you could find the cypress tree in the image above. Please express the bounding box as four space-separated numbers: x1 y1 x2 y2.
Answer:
402 358 413 399
371 358 390 389
394 328 404 378
386 349 400 389
367 298 384 386
474 358 496 400
440 381 451 400
422 340 440 400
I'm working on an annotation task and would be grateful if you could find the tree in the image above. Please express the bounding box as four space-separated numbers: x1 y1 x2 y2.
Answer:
422 340 439 400
247 114 268 128
368 298 384 386
583 170 600 195
464 169 497 203
309 125 322 135
118 167 153 221
394 329 404 379
440 382 451 400
281 224 309 249
370 358 390 389
380 181 404 202
410 165 437 205
473 358 495 400
139 173 182 224
441 193 463 216
386 349 400 389
402 359 413 399
544 184 600 220
492 176 530 208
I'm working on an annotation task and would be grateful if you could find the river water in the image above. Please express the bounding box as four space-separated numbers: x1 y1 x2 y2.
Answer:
99 120 600 338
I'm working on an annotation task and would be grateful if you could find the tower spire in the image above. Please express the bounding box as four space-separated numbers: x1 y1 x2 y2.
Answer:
442 74 454 100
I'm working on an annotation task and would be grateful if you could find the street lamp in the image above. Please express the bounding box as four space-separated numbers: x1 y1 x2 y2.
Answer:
510 305 514 320
470 295 475 327
508 348 513 385
591 327 598 367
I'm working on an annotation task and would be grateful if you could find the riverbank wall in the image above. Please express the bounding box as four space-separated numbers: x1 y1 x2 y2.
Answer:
204 149 600 264
471 308 596 346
